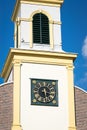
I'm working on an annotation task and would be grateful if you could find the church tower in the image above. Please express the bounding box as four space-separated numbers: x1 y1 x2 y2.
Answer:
1 0 77 130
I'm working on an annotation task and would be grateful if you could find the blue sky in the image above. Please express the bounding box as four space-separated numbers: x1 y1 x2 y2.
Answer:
0 0 87 91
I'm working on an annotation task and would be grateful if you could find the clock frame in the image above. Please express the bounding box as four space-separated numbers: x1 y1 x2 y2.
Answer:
31 78 58 106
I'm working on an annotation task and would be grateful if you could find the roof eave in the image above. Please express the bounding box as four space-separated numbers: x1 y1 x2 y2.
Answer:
12 0 64 21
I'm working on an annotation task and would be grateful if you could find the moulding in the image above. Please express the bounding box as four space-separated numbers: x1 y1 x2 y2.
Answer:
75 86 87 93
1 48 77 81
0 81 13 87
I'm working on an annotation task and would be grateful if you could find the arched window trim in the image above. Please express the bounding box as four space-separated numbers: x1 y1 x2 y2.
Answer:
29 10 54 49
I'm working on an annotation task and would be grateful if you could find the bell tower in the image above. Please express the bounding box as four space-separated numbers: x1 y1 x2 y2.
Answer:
13 0 63 51
1 0 77 130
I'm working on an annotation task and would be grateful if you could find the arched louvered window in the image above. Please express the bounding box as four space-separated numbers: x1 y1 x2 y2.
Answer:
33 13 50 44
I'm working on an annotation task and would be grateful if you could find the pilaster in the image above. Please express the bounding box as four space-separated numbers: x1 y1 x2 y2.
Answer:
29 18 33 48
66 65 77 130
11 60 22 130
49 20 54 49
16 17 21 48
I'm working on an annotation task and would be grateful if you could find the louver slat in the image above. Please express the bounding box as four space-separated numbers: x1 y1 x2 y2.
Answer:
33 13 49 44
41 14 49 44
33 14 40 43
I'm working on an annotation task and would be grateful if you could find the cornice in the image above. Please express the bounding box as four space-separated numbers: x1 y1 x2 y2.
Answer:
12 0 64 21
0 81 13 88
1 49 14 80
12 0 20 21
75 86 87 93
1 48 77 80
21 0 64 5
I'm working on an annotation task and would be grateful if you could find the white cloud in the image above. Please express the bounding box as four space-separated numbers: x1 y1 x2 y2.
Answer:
82 72 87 82
76 72 87 88
82 36 87 57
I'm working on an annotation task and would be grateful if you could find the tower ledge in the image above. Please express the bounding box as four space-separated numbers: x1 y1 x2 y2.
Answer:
1 48 77 81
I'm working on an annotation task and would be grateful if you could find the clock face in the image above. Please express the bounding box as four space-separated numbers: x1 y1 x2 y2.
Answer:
31 79 58 106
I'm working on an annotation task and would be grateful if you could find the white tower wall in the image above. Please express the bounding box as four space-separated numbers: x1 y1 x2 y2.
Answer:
21 63 68 130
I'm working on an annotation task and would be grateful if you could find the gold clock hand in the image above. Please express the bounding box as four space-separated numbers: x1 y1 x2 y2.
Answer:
42 88 47 97
44 88 47 97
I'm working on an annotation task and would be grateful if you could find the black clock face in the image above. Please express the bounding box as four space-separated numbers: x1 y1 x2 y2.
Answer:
33 82 55 103
31 79 58 106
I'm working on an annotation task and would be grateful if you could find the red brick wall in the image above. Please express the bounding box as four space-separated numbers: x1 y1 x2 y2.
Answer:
0 82 13 130
75 87 87 130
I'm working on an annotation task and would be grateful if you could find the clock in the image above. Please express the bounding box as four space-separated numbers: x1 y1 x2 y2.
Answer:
31 79 58 106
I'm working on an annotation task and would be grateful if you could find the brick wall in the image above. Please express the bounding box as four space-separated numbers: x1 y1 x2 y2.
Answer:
0 82 13 130
75 87 87 130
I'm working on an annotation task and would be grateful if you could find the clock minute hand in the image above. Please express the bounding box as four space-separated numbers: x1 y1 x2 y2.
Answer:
44 88 47 97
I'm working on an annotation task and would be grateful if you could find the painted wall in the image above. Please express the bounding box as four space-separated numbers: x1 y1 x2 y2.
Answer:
21 63 68 130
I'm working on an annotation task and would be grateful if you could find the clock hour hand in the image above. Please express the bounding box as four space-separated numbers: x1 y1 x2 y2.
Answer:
42 88 47 97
